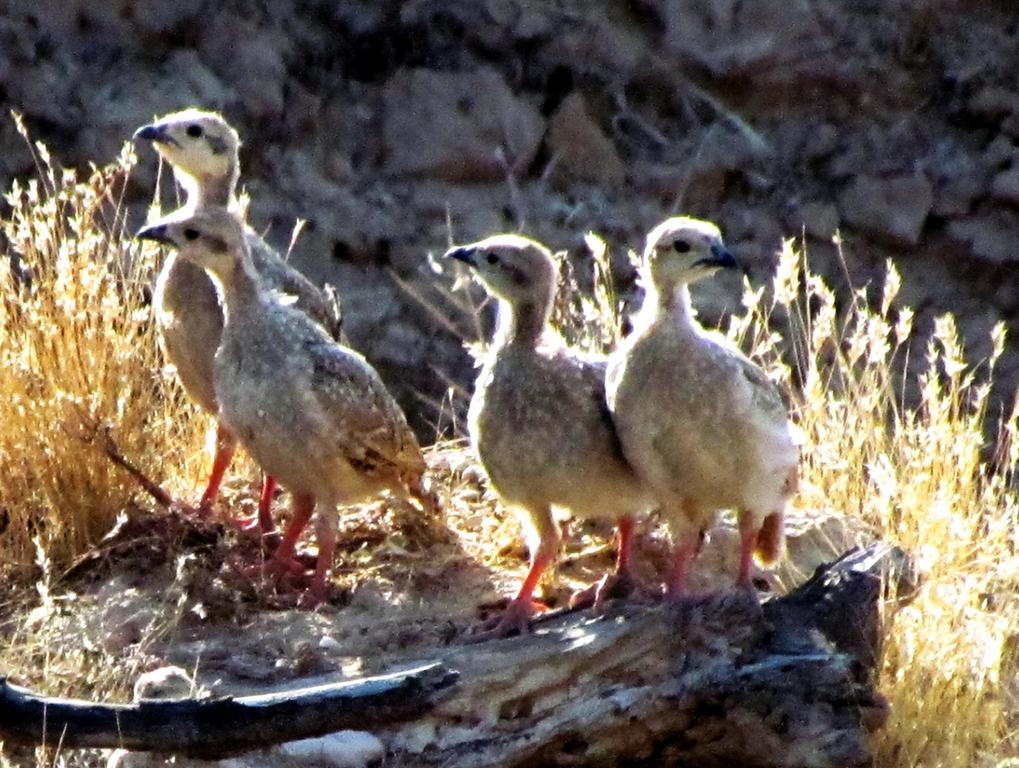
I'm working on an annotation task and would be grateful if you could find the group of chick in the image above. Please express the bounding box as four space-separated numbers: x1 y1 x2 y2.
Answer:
131 108 799 632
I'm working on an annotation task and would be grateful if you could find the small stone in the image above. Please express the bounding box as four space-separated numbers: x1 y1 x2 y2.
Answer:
545 92 625 187
374 318 428 368
794 201 840 240
966 86 1019 124
983 135 1015 168
802 123 840 162
279 731 384 768
318 635 342 652
659 0 822 79
132 0 206 34
933 173 987 218
382 67 545 182
990 168 1019 206
133 666 195 702
948 213 1019 263
1001 113 1019 141
838 173 933 246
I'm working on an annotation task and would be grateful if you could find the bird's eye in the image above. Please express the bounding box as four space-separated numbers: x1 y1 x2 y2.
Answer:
186 124 203 138
184 228 200 241
486 253 499 265
673 240 691 253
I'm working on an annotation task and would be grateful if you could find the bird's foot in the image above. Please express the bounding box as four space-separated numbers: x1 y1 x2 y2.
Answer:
465 598 546 643
232 526 319 569
236 553 313 591
734 578 764 609
231 512 266 534
167 499 201 519
569 570 639 611
194 498 218 521
230 515 291 554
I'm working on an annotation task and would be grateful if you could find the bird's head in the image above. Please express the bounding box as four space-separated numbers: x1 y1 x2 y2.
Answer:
444 234 557 309
643 216 738 288
136 207 247 280
133 109 240 185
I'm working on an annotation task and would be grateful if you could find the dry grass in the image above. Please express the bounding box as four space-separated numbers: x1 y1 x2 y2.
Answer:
0 139 1015 767
729 237 1018 766
0 118 210 570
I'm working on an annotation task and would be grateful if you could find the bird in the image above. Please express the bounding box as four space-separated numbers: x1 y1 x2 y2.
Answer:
136 207 435 607
446 234 654 638
133 108 343 534
606 216 799 600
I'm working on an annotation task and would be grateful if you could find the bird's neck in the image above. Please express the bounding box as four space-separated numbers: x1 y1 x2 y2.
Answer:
496 297 551 348
208 250 262 321
175 163 239 210
647 280 695 327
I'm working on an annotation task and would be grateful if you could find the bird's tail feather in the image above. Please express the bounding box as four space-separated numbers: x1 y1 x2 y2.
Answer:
754 511 784 566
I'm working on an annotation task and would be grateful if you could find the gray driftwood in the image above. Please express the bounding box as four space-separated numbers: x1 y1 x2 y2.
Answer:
0 543 914 766
389 542 914 768
0 663 456 757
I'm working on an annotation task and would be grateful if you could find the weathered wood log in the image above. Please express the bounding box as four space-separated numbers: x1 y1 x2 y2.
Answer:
0 543 914 766
0 663 456 758
386 542 914 768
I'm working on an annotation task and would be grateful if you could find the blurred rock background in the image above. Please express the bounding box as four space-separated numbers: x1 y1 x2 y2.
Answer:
1 0 1017 434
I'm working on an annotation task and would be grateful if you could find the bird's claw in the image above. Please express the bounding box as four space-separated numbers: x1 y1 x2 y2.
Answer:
194 498 217 520
569 571 638 612
169 501 202 518
465 598 546 643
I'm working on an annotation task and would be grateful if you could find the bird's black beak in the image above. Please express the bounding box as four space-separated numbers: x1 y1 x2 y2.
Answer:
133 123 176 146
445 245 478 267
695 244 739 271
136 223 174 246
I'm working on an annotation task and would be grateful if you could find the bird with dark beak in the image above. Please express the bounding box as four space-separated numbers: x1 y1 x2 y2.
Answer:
133 109 343 536
133 123 177 146
137 207 436 608
606 216 798 602
446 234 653 639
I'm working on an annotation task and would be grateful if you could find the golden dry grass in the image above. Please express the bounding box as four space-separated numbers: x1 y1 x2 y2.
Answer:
0 140 1015 766
730 238 1018 766
0 118 211 568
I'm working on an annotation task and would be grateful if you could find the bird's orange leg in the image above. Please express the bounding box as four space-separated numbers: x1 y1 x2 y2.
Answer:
665 528 703 601
266 493 315 578
570 515 639 610
471 510 560 640
197 423 237 517
485 549 555 636
232 474 279 536
299 508 338 609
257 475 278 534
616 515 635 577
736 512 759 592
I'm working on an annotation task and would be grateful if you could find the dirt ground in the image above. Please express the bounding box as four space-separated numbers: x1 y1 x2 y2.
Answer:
1 441 855 706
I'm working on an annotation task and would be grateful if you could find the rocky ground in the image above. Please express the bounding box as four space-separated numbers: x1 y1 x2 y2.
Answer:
1 0 1018 431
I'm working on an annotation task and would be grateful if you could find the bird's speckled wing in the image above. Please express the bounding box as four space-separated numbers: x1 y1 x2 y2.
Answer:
246 228 343 339
571 351 630 457
729 352 789 426
303 337 425 482
696 327 790 429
